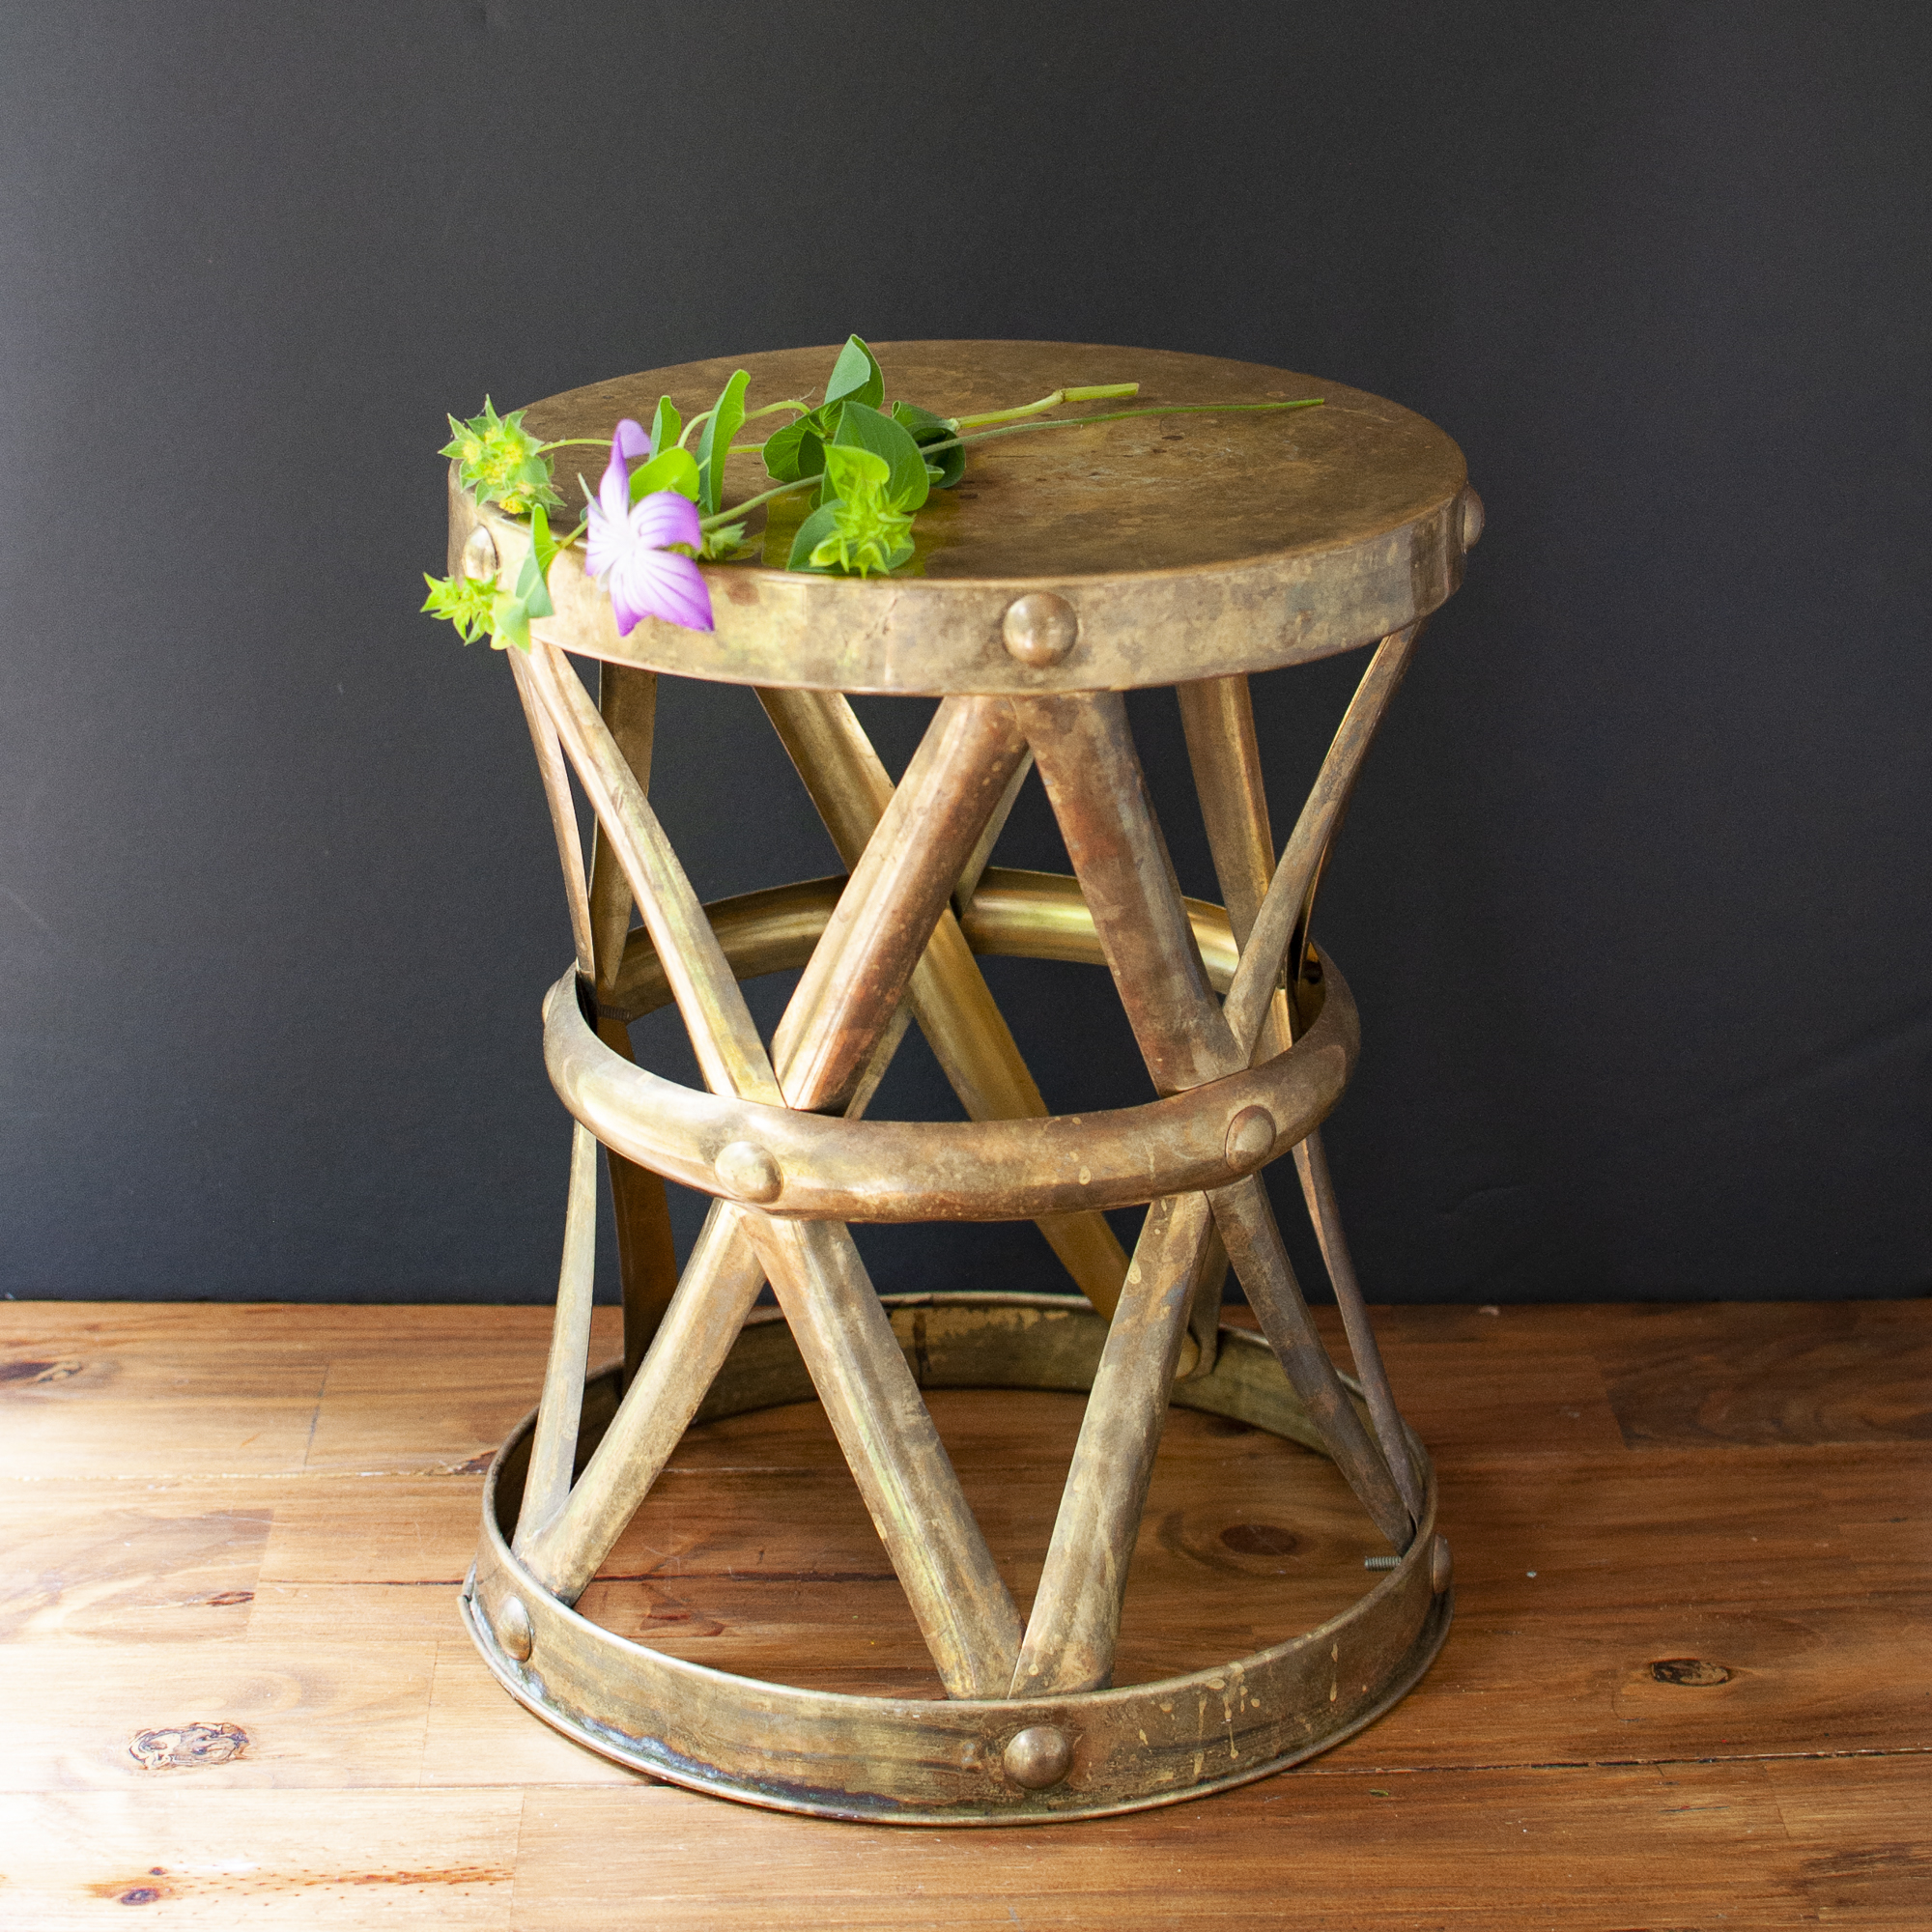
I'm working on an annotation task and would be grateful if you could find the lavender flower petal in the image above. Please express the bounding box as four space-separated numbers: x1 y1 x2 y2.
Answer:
629 490 702 552
610 549 713 636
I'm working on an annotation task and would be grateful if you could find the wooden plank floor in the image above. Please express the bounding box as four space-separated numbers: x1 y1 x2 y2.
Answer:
1 1297 1926 1928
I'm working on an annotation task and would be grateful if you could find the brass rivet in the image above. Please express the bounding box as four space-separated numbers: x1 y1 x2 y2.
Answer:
1002 592 1078 668
462 525 499 581
1460 489 1485 551
496 1594 533 1661
1224 1105 1276 1171
1431 1535 1454 1595
715 1140 782 1204
1003 1724 1073 1790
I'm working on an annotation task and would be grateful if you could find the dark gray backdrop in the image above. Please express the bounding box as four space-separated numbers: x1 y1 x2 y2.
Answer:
4 3 1927 1304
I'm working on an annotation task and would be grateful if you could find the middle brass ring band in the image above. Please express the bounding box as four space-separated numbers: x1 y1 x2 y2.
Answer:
543 867 1357 1223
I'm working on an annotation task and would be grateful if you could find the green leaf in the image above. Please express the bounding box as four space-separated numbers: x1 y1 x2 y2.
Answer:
529 504 559 578
628 446 701 503
490 586 534 653
514 538 554 622
649 394 681 456
440 397 559 512
700 522 750 560
833 400 929 510
819 441 892 501
694 369 750 517
788 455 917 578
891 401 966 488
761 415 821 483
421 571 497 644
786 502 846 573
824 334 885 410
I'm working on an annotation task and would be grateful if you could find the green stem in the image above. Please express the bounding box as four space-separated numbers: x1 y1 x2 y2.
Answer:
917 396 1325 462
542 516 589 558
698 473 818 531
537 437 613 453
951 382 1140 430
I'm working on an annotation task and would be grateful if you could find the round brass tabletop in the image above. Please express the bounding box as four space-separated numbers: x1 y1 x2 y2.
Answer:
453 340 1475 695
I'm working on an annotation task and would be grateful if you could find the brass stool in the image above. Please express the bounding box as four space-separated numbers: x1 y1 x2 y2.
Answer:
452 341 1480 1822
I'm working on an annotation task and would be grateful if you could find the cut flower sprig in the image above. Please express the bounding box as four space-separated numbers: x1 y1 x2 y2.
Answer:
425 334 1321 648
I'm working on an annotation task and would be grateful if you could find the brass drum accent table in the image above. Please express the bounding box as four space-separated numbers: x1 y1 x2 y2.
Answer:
450 341 1481 1823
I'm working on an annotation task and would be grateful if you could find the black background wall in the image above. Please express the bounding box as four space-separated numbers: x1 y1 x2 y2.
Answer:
4 3 1927 1305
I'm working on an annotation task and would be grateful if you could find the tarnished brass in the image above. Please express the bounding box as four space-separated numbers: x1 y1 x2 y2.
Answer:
463 1295 1449 1823
1011 1193 1215 1695
1004 1725 1074 1790
506 649 594 980
1002 593 1078 668
515 1122 599 1549
460 523 497 583
456 341 1473 1824
493 1593 533 1662
540 909 1358 1224
453 342 1472 696
714 1140 782 1204
1180 663 1423 1519
518 1203 767 1600
755 686 1128 1319
1225 1105 1277 1169
770 696 1028 1114
586 665 681 1379
523 651 1025 1667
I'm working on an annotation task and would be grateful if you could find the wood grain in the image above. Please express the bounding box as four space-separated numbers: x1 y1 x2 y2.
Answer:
2 1297 1926 1927
1 1790 519 1927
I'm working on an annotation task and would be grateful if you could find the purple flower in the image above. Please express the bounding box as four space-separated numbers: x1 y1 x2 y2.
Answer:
583 420 714 635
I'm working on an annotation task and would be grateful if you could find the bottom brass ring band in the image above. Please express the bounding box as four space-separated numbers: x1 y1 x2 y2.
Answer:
464 1293 1450 1826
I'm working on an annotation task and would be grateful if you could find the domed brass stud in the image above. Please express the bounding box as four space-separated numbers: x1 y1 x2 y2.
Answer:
1224 1105 1277 1171
1003 1724 1073 1791
1460 489 1485 551
1002 592 1078 668
495 1594 533 1662
1431 1536 1454 1595
715 1140 783 1204
462 525 498 581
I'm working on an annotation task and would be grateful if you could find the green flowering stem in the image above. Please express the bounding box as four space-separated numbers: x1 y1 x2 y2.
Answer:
914 395 1326 464
679 397 811 449
536 401 810 462
699 399 1321 539
951 382 1140 430
512 400 1322 559
697 473 818 531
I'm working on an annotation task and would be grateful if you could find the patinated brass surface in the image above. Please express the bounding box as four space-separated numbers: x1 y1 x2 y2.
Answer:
450 341 1475 695
464 1295 1450 1824
451 340 1474 1824
542 881 1357 1224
